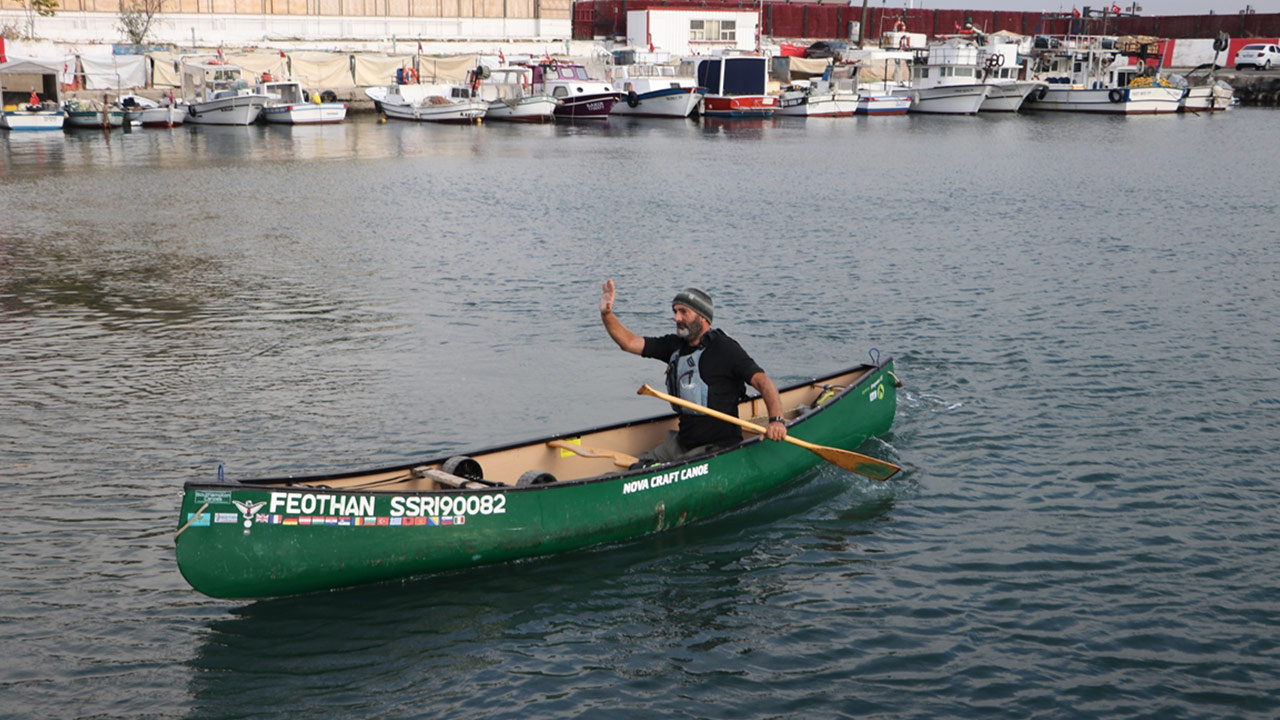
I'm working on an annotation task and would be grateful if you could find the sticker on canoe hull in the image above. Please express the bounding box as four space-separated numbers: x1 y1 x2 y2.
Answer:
622 463 709 495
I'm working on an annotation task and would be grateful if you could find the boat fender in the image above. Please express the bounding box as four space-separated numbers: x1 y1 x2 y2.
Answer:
1108 88 1124 103
1035 85 1048 101
627 90 639 108
320 89 338 103
517 470 557 487
441 455 484 481
1213 32 1229 53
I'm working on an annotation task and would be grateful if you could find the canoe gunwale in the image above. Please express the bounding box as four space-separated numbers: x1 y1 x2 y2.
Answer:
180 359 890 496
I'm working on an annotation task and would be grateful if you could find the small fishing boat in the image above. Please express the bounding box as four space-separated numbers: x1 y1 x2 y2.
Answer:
1177 63 1234 112
257 79 347 125
175 359 901 599
695 56 776 117
1023 36 1185 115
480 67 559 123
977 40 1047 112
893 40 990 115
774 65 860 117
120 93 185 128
181 59 270 126
62 98 125 129
526 60 618 121
0 59 66 131
610 62 704 118
368 79 488 124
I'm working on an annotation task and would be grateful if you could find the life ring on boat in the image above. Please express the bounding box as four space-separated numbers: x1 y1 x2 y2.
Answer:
402 67 418 84
626 90 639 108
893 19 906 32
1108 88 1124 103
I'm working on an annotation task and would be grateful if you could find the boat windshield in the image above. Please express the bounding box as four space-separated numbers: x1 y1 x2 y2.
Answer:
557 66 590 81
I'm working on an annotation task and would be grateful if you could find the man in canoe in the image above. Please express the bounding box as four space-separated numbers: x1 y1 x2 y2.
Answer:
600 279 787 465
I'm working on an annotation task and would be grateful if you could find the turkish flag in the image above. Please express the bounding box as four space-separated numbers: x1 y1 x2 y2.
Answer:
1072 7 1081 17
1111 3 1121 12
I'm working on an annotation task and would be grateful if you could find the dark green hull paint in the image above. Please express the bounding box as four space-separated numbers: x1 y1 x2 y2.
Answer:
175 361 898 598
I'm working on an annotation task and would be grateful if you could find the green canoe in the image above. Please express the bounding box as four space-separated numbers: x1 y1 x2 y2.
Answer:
175 359 900 599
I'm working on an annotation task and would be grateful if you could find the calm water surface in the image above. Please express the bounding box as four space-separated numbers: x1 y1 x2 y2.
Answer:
2 110 1278 719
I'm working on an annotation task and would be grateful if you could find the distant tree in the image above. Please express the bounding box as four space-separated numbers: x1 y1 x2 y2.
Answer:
118 0 164 44
7 0 58 38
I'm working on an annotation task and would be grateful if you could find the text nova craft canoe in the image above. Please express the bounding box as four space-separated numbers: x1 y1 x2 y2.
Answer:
175 358 900 598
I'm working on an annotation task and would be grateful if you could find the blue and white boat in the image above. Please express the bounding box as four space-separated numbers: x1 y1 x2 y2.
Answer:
0 59 66 131
610 62 703 118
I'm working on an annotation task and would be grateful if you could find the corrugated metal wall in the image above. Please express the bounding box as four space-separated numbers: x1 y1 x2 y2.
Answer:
573 1 1280 43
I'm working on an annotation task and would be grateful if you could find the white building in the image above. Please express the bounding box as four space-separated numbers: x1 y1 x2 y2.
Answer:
625 9 760 56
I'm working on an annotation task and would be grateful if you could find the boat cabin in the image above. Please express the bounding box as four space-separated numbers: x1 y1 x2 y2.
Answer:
182 60 253 103
694 56 768 96
0 59 61 110
259 80 310 104
910 41 983 87
528 62 598 99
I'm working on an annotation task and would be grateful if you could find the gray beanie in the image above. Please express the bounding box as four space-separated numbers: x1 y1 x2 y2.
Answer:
672 287 714 323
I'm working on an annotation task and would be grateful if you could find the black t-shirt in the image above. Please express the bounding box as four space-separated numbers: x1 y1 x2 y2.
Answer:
642 328 764 449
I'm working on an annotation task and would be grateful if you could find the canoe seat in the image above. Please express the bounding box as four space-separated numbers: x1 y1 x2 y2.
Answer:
412 466 491 490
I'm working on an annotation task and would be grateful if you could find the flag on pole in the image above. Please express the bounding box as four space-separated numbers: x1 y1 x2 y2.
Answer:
499 49 505 65
1071 7 1081 17
417 41 423 54
1110 3 1121 12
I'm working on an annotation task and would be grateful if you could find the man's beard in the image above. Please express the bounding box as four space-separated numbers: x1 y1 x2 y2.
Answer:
676 317 704 340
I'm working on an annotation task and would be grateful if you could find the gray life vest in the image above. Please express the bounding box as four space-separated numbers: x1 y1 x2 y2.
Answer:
666 345 707 415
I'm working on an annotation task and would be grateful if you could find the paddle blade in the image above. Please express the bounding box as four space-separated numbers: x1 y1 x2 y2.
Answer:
810 444 901 481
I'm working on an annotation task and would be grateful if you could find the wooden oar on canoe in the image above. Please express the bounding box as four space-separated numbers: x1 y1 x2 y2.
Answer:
636 384 901 482
547 440 638 468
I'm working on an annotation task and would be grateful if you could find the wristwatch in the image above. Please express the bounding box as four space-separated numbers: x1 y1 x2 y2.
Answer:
768 416 785 424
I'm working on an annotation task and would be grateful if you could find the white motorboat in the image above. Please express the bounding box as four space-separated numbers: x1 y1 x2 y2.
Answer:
610 62 703 118
0 101 64 130
257 79 347 124
181 60 269 126
526 60 618 121
1176 64 1234 112
1023 36 1185 115
774 64 860 117
0 59 66 131
855 90 912 115
892 40 990 114
120 94 185 128
367 80 487 124
480 67 559 123
978 40 1047 112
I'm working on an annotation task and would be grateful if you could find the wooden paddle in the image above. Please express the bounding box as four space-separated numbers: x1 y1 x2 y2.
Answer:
636 384 901 481
547 440 638 468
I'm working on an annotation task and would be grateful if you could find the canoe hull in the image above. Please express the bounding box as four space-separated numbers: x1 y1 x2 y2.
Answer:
175 360 898 598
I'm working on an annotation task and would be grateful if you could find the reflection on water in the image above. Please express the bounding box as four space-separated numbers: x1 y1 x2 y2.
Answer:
186 472 891 718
